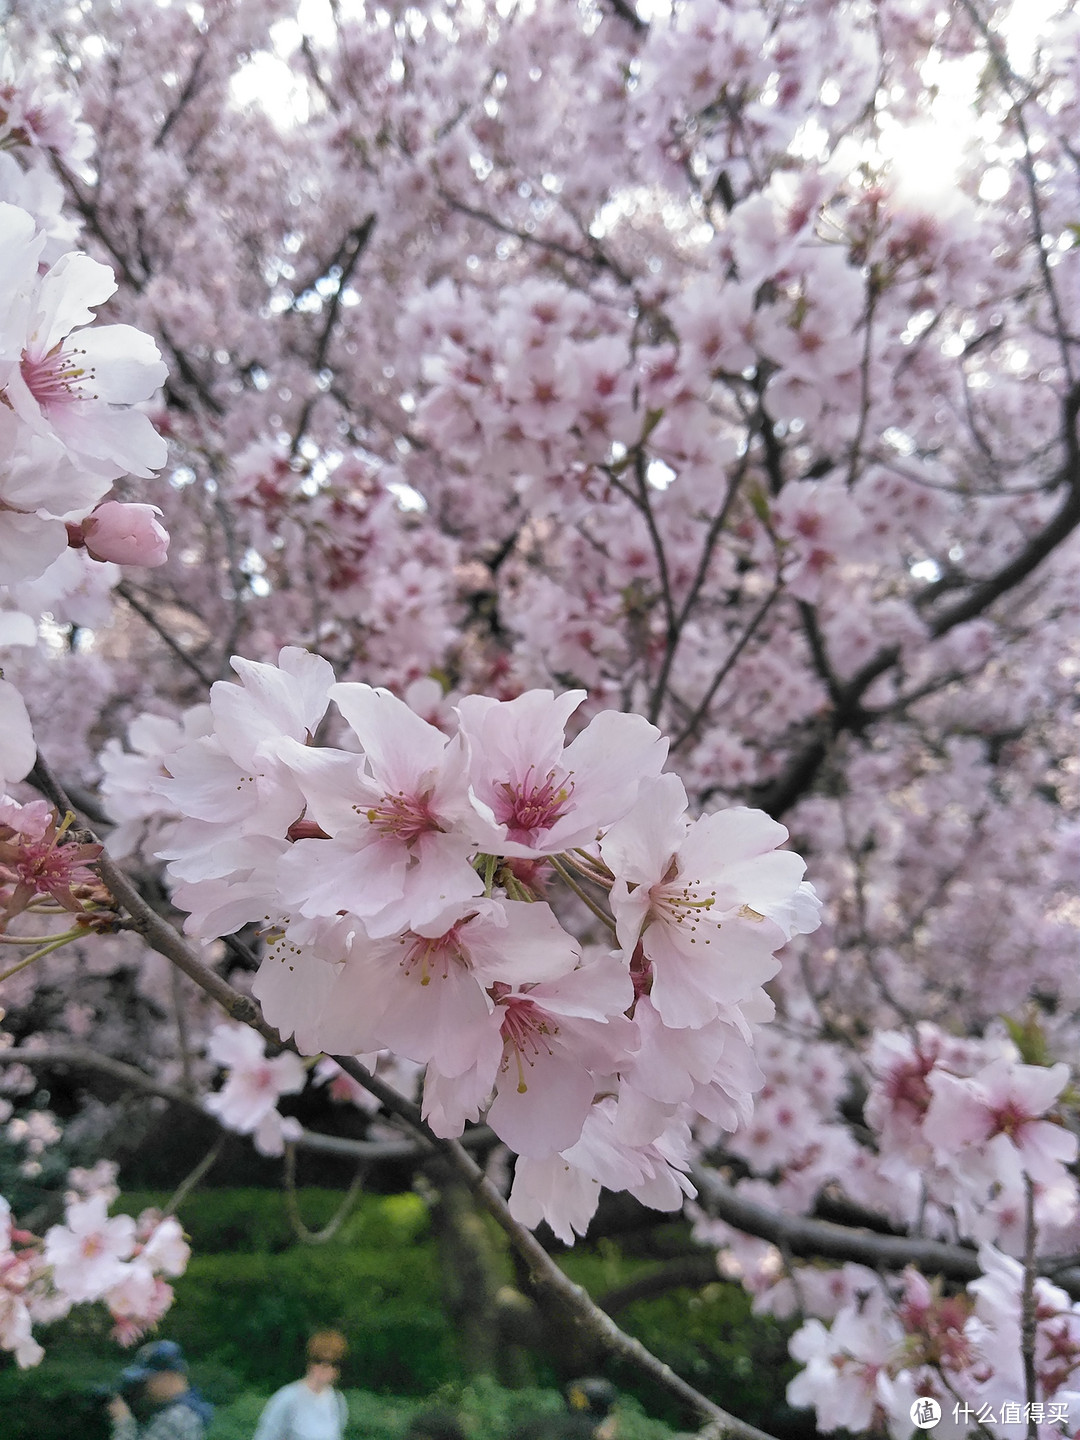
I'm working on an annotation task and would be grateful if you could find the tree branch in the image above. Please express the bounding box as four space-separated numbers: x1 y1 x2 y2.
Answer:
692 1168 1080 1300
597 1254 723 1315
115 582 218 689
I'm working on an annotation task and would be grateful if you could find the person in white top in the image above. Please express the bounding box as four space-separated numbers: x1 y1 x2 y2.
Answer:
252 1330 349 1440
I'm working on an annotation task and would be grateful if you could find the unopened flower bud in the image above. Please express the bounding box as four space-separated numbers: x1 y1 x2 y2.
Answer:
82 501 169 567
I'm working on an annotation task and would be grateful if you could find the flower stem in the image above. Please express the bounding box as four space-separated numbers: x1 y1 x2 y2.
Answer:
0 929 83 983
481 852 497 897
550 856 617 936
0 933 81 945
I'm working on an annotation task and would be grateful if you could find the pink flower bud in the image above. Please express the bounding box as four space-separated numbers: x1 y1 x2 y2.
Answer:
82 501 169 567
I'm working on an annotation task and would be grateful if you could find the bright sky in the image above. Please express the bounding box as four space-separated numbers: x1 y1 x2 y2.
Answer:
878 0 1066 199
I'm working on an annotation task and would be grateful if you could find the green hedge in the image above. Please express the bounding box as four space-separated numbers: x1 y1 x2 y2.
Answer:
0 1350 115 1440
209 1379 676 1440
117 1188 431 1257
2 1188 811 1439
113 1189 454 1392
166 1247 456 1392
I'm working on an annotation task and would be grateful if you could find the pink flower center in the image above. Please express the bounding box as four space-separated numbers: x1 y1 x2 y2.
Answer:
492 767 574 844
81 1234 104 1259
21 345 96 408
656 877 718 945
883 1055 934 1116
496 991 558 1094
399 926 464 986
13 837 81 890
991 1097 1032 1139
364 790 441 845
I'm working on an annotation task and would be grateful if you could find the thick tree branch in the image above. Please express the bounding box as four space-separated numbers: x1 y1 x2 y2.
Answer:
693 1168 1080 1300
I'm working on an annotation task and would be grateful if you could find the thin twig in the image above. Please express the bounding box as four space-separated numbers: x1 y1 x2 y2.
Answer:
283 1142 365 1244
163 1136 225 1216
671 585 781 751
116 583 217 689
0 930 82 982
1022 1175 1038 1439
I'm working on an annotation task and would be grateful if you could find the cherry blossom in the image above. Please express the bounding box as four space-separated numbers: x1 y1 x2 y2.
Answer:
43 1193 136 1303
0 681 35 793
456 689 668 858
78 500 170 567
601 773 817 1029
203 1022 306 1143
274 682 483 937
787 1286 903 1436
924 1057 1077 1187
2 250 168 482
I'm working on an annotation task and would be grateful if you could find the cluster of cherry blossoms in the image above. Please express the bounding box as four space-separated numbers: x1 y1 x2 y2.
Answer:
100 647 820 1239
2 1162 188 1367
783 1251 1080 1440
202 1021 306 1158
686 1022 1080 1437
0 53 170 795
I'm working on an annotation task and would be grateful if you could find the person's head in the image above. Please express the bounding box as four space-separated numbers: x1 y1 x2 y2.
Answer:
304 1329 347 1391
119 1340 190 1411
564 1379 618 1440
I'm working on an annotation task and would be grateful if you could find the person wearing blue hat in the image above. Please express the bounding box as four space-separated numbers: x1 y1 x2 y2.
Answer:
108 1339 213 1440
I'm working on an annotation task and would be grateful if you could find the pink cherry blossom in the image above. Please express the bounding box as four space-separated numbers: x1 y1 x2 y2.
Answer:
509 1098 695 1244
602 773 818 1029
3 250 168 481
787 1287 903 1435
924 1057 1077 1187
275 682 483 937
43 1194 136 1303
203 1023 306 1136
0 681 35 793
457 689 668 858
422 952 633 1155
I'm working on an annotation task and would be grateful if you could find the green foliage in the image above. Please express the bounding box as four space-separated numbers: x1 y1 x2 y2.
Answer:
610 1284 806 1437
116 1190 453 1393
117 1188 430 1257
205 1391 267 1440
0 1349 115 1440
207 1378 678 1440
169 1246 455 1393
557 1242 809 1437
